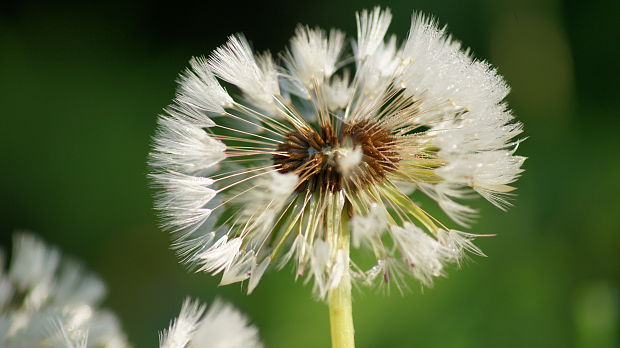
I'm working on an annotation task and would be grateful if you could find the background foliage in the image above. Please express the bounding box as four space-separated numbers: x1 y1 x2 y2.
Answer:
1 0 618 347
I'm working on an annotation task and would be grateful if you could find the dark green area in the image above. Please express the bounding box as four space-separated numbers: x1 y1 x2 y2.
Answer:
1 0 618 347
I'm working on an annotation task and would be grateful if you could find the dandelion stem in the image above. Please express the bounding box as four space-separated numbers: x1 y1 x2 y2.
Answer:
328 211 355 348
328 270 355 348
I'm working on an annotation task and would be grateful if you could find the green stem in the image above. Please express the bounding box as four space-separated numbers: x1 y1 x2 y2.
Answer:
328 267 355 348
328 215 355 348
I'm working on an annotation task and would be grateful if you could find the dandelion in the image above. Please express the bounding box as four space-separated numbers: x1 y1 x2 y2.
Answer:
0 233 130 348
159 298 262 348
150 7 525 347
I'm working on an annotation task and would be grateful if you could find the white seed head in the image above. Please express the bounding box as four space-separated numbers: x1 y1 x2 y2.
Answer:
160 298 262 348
150 7 525 298
0 233 130 348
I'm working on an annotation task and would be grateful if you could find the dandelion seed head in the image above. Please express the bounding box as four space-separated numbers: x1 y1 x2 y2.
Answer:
150 6 525 298
160 298 262 348
0 233 130 348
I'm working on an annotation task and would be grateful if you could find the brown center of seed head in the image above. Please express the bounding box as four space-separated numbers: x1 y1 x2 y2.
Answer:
272 119 400 193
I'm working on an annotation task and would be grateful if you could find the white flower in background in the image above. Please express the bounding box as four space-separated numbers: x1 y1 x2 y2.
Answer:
0 233 130 348
149 7 525 298
159 298 262 348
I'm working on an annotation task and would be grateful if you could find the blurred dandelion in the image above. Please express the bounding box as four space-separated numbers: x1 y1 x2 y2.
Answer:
0 233 130 348
150 6 525 347
159 298 262 348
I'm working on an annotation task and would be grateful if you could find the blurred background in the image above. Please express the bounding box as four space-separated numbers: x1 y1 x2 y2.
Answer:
1 0 619 347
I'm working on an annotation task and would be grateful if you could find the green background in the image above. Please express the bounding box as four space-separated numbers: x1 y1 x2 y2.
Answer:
1 0 618 347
